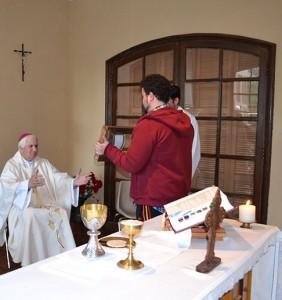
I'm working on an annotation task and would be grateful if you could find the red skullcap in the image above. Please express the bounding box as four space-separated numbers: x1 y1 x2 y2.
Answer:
18 132 32 141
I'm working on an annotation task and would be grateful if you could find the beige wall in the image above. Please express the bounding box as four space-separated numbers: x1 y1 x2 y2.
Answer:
0 0 70 171
1 0 281 229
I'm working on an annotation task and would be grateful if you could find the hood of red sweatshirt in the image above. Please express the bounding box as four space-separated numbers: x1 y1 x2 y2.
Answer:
138 106 192 136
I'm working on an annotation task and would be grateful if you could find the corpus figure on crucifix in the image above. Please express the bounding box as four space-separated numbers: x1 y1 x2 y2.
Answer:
14 43 32 81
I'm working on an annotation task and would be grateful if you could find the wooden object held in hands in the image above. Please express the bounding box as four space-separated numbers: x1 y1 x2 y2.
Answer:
94 126 108 161
94 126 134 161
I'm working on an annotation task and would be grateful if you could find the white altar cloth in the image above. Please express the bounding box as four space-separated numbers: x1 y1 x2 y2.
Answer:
0 217 280 300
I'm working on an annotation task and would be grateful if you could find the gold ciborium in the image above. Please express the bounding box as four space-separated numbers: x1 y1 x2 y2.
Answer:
80 204 107 258
117 219 144 270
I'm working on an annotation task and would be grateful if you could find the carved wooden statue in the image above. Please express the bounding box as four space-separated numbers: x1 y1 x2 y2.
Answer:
196 188 226 273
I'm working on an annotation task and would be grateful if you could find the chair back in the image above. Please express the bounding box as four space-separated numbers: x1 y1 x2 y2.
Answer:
116 181 136 219
0 221 10 269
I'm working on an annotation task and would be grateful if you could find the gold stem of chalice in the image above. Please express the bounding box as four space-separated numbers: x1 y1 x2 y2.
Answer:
80 204 108 258
117 219 144 270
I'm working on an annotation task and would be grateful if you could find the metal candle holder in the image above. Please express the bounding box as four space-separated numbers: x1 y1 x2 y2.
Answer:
240 222 252 229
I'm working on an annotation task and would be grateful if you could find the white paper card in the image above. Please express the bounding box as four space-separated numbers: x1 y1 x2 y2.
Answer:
164 186 234 233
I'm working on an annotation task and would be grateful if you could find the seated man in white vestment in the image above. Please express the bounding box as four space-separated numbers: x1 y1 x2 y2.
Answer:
0 133 91 267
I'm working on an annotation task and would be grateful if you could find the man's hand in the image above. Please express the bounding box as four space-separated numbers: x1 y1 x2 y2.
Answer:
95 136 109 156
28 169 45 189
73 169 91 187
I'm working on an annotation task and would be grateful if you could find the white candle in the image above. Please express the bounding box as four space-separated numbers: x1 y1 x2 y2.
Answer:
239 200 256 223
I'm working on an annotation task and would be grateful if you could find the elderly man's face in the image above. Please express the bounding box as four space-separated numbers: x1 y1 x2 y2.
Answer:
20 137 38 161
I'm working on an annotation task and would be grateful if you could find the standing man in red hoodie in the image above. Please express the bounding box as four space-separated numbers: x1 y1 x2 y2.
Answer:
95 74 194 221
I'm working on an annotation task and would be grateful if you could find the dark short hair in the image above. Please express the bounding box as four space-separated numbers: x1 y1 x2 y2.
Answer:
170 85 180 100
140 74 171 104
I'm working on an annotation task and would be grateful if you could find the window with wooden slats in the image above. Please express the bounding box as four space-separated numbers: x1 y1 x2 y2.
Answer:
104 34 275 223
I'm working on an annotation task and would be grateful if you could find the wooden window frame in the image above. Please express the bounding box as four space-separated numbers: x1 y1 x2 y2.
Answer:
104 34 275 223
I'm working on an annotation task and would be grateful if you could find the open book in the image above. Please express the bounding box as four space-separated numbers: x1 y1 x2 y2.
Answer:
164 186 234 233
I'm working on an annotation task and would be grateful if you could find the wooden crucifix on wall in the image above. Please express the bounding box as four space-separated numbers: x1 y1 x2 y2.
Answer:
14 43 32 81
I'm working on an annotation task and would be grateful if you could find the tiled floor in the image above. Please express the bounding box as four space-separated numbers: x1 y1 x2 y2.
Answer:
0 213 118 275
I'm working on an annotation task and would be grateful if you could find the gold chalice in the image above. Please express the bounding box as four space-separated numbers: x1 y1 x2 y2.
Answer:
80 204 108 258
117 219 144 270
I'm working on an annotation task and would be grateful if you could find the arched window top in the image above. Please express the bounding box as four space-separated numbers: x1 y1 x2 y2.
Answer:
108 33 275 63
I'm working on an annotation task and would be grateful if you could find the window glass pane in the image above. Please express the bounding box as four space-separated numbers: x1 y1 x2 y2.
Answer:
186 48 219 80
191 157 215 190
117 86 142 116
222 82 258 116
218 159 254 195
198 120 217 154
117 58 143 84
184 82 218 116
223 50 259 78
145 50 174 80
220 120 257 156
